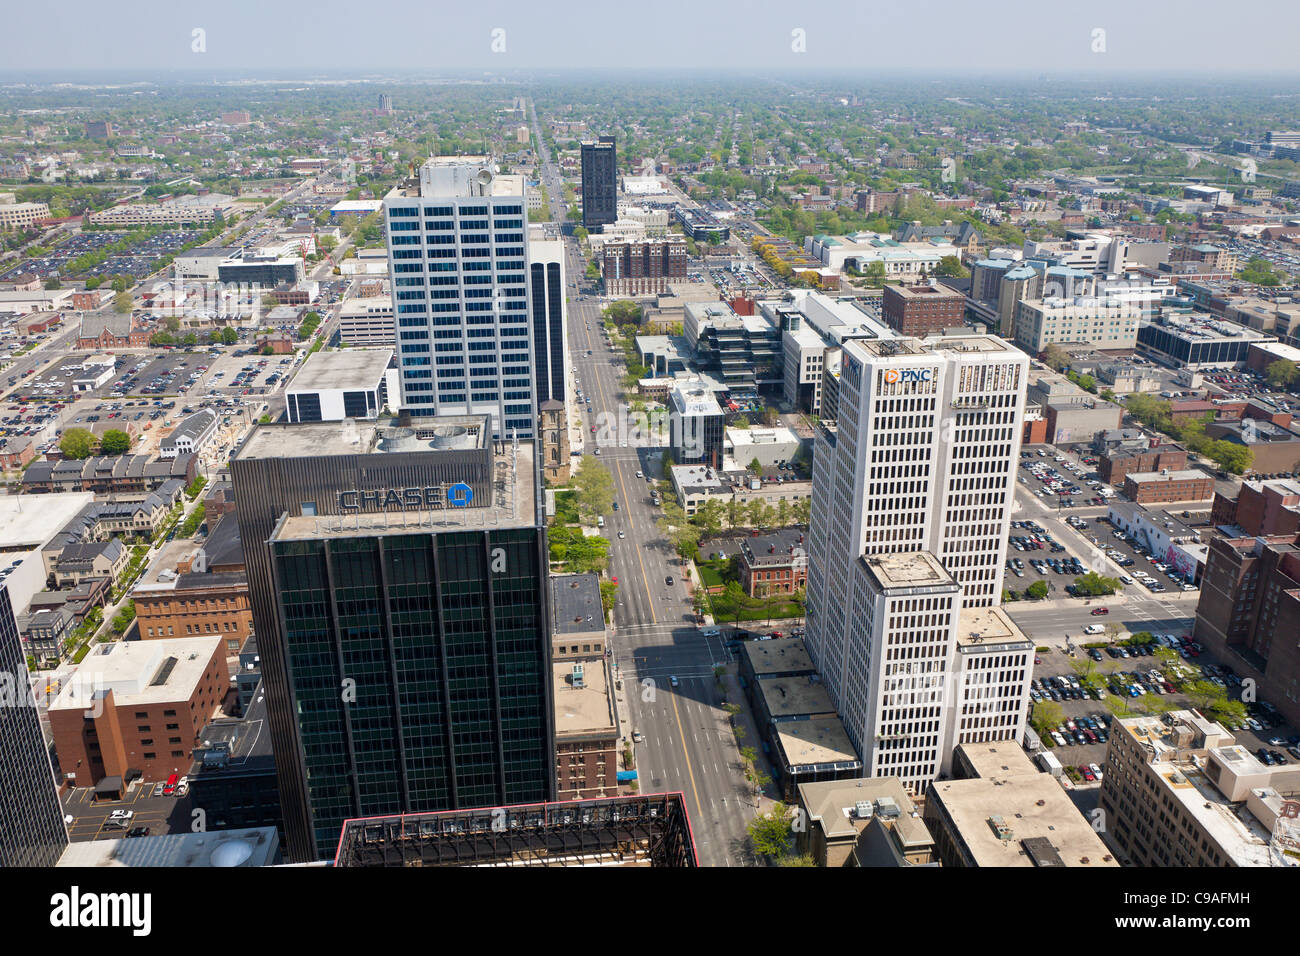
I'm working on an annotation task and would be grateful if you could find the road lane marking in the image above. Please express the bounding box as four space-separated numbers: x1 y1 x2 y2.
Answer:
668 688 707 830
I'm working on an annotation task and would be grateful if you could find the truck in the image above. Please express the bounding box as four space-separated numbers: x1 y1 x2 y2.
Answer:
1037 750 1064 778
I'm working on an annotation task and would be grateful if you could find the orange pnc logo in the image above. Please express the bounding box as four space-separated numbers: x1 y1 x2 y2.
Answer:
883 369 900 384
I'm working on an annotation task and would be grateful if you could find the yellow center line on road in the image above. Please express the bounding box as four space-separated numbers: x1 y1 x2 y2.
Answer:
569 260 657 624
668 687 706 832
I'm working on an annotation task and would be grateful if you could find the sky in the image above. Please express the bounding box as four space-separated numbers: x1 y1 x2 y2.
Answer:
5 0 1300 75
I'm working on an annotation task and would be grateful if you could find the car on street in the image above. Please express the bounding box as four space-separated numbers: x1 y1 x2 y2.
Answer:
669 676 679 687
1090 607 1109 616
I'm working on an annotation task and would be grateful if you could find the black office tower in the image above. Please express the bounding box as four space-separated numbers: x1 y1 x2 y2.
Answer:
0 584 68 867
530 245 566 404
231 417 555 861
580 135 618 230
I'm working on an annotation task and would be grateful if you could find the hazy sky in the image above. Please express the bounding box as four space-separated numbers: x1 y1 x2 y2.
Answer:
6 0 1300 75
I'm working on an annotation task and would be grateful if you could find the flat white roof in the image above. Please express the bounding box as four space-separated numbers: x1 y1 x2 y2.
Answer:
0 492 95 549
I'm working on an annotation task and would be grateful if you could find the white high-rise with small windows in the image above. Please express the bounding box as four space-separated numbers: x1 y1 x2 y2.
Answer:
383 157 536 438
805 331 1029 792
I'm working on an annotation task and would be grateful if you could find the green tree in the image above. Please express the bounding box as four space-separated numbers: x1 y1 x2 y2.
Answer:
1041 344 1070 371
112 291 132 314
99 429 131 455
1266 359 1300 390
936 255 968 278
1026 580 1049 600
746 802 795 861
658 500 702 561
219 326 239 345
599 580 618 616
1030 699 1064 735
59 427 95 460
572 455 615 523
748 457 763 476
1073 571 1121 597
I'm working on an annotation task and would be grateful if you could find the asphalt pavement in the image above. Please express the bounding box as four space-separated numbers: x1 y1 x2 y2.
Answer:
532 106 760 865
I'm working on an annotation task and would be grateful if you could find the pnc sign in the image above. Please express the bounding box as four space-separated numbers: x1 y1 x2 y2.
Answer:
883 368 934 384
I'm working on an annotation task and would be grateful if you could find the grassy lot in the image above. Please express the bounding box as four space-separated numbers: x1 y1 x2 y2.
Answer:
707 592 802 624
697 558 729 591
552 489 579 526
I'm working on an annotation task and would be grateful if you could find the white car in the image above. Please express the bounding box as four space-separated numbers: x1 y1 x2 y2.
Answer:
108 809 134 821
1089 763 1104 781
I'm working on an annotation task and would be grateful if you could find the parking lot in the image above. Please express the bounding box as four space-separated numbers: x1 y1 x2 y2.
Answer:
196 350 297 398
62 777 196 843
1032 634 1300 786
0 228 207 282
1018 445 1115 509
1003 516 1086 595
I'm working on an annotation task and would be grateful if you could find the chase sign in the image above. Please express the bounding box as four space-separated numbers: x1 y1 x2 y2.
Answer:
337 481 474 512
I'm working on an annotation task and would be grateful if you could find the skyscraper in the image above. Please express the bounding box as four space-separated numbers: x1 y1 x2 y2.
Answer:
580 136 617 230
0 583 68 867
805 332 1029 791
528 236 567 406
231 417 555 861
383 157 536 439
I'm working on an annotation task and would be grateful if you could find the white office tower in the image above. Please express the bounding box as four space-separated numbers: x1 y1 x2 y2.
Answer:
383 157 535 438
841 553 1033 793
806 332 1029 788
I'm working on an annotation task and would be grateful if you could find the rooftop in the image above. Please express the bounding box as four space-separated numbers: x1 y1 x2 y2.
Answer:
860 551 956 592
51 636 223 711
773 717 860 769
929 743 1119 867
755 675 837 719
268 435 536 536
741 637 815 677
287 348 393 393
57 827 280 868
955 606 1031 649
236 415 488 461
0 492 94 549
797 776 931 846
553 658 616 739
1117 711 1297 867
551 574 605 636
1125 469 1212 483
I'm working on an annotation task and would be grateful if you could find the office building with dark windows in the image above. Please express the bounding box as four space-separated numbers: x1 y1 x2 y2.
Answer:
285 348 396 423
383 157 537 438
0 583 69 867
529 237 568 405
580 136 618 230
231 416 554 861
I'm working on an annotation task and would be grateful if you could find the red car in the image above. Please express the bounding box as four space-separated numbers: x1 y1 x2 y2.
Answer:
1080 766 1096 782
163 772 179 795
1090 608 1109 616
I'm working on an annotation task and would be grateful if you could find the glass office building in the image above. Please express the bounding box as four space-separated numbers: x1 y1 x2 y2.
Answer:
0 584 68 867
382 157 536 439
232 416 554 861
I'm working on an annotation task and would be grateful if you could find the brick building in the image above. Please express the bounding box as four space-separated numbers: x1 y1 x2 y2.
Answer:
881 282 967 337
738 528 809 597
1212 477 1300 537
550 575 619 801
599 237 688 297
1193 534 1300 731
1098 443 1188 486
1122 469 1214 504
48 637 228 789
132 571 253 655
